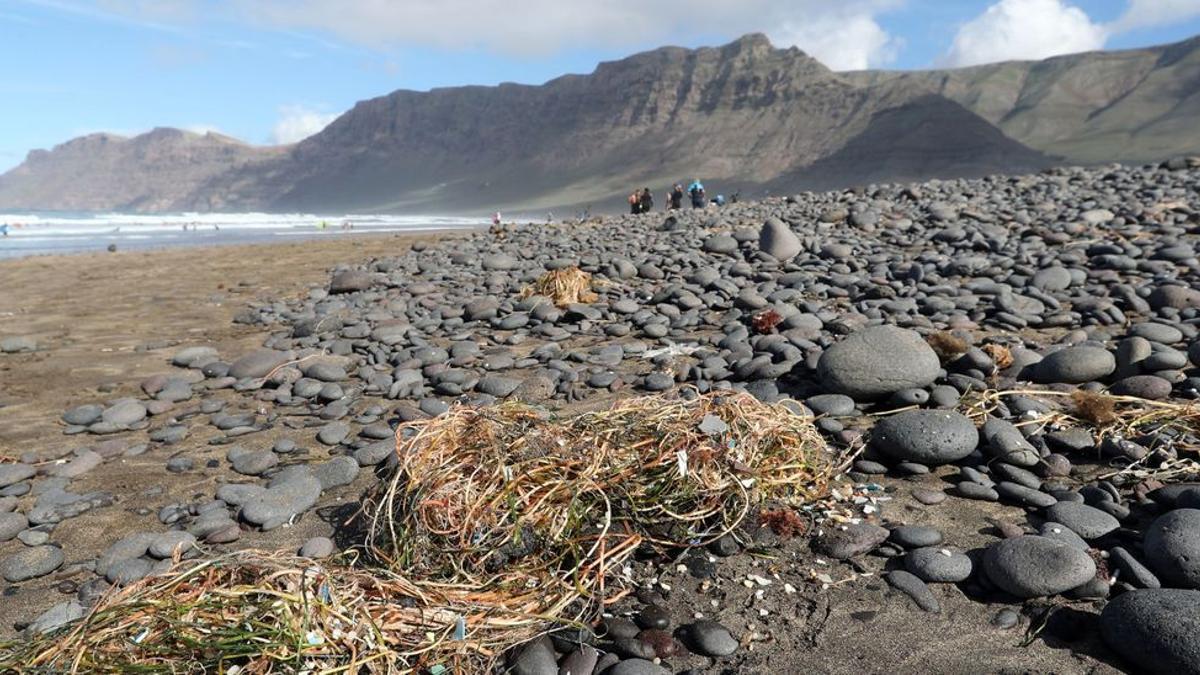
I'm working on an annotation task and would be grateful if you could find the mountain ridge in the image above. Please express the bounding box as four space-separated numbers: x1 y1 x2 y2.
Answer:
2 33 1197 214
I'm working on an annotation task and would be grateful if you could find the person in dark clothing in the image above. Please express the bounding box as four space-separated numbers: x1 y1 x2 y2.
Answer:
628 190 640 215
688 179 705 208
638 188 654 213
669 184 684 210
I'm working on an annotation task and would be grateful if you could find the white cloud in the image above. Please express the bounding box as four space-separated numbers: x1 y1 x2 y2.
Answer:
772 11 900 70
942 0 1108 67
1110 0 1200 32
229 0 902 69
271 105 339 144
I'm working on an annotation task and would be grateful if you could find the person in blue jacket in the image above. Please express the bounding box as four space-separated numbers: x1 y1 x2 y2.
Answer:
687 179 706 208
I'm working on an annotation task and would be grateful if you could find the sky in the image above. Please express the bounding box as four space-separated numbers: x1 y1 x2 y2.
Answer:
2 0 1199 171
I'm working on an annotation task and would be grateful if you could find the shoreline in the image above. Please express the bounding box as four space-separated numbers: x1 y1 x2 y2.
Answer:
0 163 1198 671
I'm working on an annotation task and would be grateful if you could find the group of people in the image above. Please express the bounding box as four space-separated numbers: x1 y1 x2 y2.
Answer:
627 179 737 214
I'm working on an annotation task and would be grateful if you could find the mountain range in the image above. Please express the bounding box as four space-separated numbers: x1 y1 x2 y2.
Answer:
1 33 1197 215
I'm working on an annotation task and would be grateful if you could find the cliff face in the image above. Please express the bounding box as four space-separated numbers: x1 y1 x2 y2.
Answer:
3 33 1197 214
843 35 1200 164
0 129 284 212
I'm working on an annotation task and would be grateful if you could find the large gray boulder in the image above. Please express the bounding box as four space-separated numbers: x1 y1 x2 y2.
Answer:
1101 589 1200 675
758 217 802 261
817 326 940 400
228 349 295 380
1032 346 1115 384
1145 509 1200 589
871 410 978 465
983 535 1096 598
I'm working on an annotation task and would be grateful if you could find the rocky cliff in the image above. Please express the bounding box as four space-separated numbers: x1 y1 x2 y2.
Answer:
3 33 1197 214
0 129 284 212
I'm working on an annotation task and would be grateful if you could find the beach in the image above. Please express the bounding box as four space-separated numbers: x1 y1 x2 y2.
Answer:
0 162 1197 671
0 232 456 629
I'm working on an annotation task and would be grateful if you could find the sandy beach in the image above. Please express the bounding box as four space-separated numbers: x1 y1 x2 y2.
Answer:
0 192 1155 672
0 233 461 632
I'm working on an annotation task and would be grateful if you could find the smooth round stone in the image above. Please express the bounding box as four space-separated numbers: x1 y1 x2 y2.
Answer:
889 525 943 548
106 556 153 585
1129 322 1184 344
0 545 64 582
983 535 1097 598
682 619 739 656
101 400 148 427
1111 375 1173 400
1110 546 1162 589
817 326 941 400
230 449 279 476
634 604 670 629
354 440 394 467
895 461 931 476
702 235 739 255
299 536 335 559
0 512 27 542
814 522 889 560
0 463 36 488
316 422 350 445
62 404 103 426
313 456 359 490
1044 502 1120 540
871 410 979 465
1038 522 1090 551
612 637 656 660
912 488 946 505
955 482 999 501
992 609 1020 629
996 482 1057 508
1032 346 1116 384
241 475 322 531
602 617 639 640
273 439 297 453
805 394 856 417
148 531 197 559
905 547 973 583
508 635 555 675
1100 589 1200 674
559 646 599 675
850 458 886 475
885 570 940 612
641 372 674 392
1144 509 1200 589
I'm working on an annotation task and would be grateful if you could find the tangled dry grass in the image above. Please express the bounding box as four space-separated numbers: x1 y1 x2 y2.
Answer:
960 388 1200 482
520 267 599 307
2 392 844 674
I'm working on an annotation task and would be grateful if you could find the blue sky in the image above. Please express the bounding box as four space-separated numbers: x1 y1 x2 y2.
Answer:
2 0 1199 172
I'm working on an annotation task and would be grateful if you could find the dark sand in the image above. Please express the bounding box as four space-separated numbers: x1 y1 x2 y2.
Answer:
0 233 1124 673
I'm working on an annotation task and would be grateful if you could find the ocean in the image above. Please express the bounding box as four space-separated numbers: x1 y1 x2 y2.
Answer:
0 211 487 259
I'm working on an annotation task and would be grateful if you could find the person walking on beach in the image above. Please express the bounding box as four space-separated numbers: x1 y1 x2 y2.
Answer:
0 223 9 237
628 190 641 215
638 188 654 214
669 184 684 210
688 179 706 209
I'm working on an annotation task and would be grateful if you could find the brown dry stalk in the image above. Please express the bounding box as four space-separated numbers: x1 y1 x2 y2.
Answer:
519 268 599 307
4 392 845 674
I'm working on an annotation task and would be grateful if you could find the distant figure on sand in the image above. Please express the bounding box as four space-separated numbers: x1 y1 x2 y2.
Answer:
688 179 705 208
1 223 9 237
628 190 640 215
639 188 654 214
492 212 502 226
669 184 684 210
